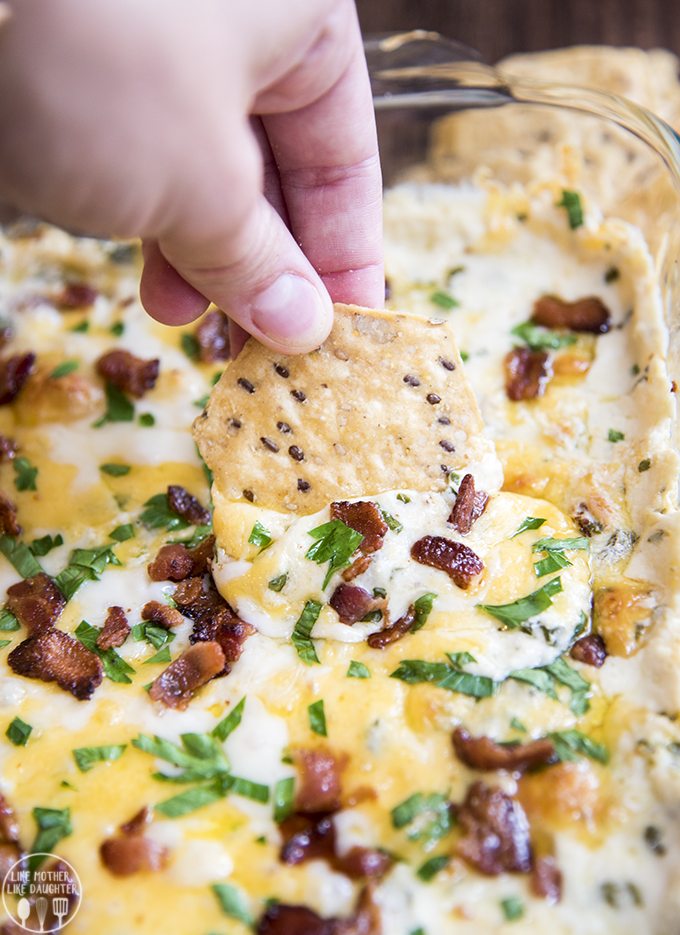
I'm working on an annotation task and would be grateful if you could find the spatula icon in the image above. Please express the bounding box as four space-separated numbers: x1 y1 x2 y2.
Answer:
53 897 70 928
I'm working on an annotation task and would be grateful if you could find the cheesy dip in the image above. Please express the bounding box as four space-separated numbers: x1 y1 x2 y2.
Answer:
0 174 679 935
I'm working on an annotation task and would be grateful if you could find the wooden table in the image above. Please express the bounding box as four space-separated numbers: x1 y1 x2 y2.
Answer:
356 0 680 63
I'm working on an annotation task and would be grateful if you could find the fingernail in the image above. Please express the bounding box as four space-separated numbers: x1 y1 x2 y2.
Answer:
251 273 332 348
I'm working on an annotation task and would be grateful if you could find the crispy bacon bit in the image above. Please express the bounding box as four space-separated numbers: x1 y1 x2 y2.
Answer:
54 282 99 309
411 535 483 589
341 554 372 582
330 501 388 555
570 633 607 667
148 535 214 582
174 576 220 619
257 887 379 935
448 474 489 534
532 294 611 334
281 812 335 866
452 727 557 774
531 854 562 903
195 309 230 362
100 835 169 876
0 493 21 537
97 606 130 650
294 748 346 814
190 611 254 676
504 347 551 401
330 585 376 626
457 781 533 875
367 605 415 649
6 573 66 634
0 353 36 405
95 349 159 398
141 600 184 630
120 807 151 836
0 795 19 845
8 628 103 700
0 435 17 461
166 484 211 525
148 640 225 709
336 846 392 880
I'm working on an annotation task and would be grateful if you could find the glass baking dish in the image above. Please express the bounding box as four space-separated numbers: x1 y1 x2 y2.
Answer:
366 30 680 455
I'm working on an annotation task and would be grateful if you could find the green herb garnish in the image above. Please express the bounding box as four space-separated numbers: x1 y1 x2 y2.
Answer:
430 290 459 310
501 896 524 921
109 523 135 542
13 456 38 492
558 189 584 229
511 321 577 351
477 576 562 628
417 854 449 881
391 792 453 846
248 521 272 550
308 700 327 737
181 333 200 361
138 412 155 427
50 360 79 379
0 609 20 631
94 382 135 426
549 728 608 764
212 882 253 928
100 463 131 477
0 536 43 578
143 646 172 665
511 516 546 538
140 493 190 532
29 533 64 556
6 717 32 746
268 573 288 592
306 520 363 588
638 459 651 472
30 808 72 870
55 545 121 600
347 660 371 679
110 322 125 336
291 600 321 665
411 592 437 632
391 652 495 699
608 428 625 443
73 744 126 772
74 620 134 683
379 507 403 534
273 777 295 822
212 697 246 742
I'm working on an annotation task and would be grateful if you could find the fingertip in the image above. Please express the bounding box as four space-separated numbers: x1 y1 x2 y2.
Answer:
140 240 210 325
246 272 334 354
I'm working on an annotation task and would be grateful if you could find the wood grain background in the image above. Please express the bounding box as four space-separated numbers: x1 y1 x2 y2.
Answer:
356 0 680 62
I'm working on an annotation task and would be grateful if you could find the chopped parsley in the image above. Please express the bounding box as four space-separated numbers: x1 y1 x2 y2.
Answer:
29 533 64 556
500 896 525 921
74 620 134 683
510 716 527 733
0 609 20 631
0 641 12 650
417 854 449 881
170 524 212 549
608 428 625 443
379 507 403 533
391 652 495 699
273 777 295 822
347 660 371 679
532 536 589 554
549 728 608 764
132 622 173 649
430 290 459 310
70 319 89 333
306 520 363 588
142 645 172 665
411 592 437 632
268 573 288 592
248 521 272 550
100 462 131 477
308 699 327 737
138 412 155 427
511 321 577 351
140 492 190 531
193 394 210 409
509 655 591 715
110 321 125 336
31 808 72 869
13 456 38 492
6 716 32 746
55 545 121 600
291 600 322 665
396 493 411 503
511 516 546 538
212 696 246 742
73 744 126 772
391 792 453 846
181 332 201 360
50 359 79 379
212 882 253 928
533 551 572 577
477 576 562 628
0 535 44 578
109 523 135 542
94 382 135 426
558 189 584 229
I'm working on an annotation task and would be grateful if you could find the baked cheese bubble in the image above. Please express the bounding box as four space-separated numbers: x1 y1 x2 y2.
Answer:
212 484 591 680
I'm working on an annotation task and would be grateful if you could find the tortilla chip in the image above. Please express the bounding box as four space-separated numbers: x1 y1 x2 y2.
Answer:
194 303 494 514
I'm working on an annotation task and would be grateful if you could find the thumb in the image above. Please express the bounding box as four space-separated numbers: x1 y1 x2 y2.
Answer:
139 135 333 355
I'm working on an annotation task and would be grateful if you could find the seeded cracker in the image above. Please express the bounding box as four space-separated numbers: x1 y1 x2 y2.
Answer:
194 303 494 514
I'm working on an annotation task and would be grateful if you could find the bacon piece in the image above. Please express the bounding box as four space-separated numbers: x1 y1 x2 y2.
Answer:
411 535 483 589
189 610 254 677
367 605 415 649
330 501 388 555
257 887 379 935
120 807 151 836
167 485 211 525
294 748 346 814
148 640 225 709
100 807 169 877
174 576 222 620
0 435 17 461
569 633 607 667
8 628 103 700
195 309 230 362
448 474 489 534
452 727 557 774
335 846 392 881
330 584 376 626
96 606 130 650
141 600 184 630
505 347 551 401
531 854 562 903
6 573 66 634
95 349 159 398
0 493 21 537
54 282 99 309
532 294 611 334
0 795 19 844
457 781 533 875
341 554 373 582
0 352 36 405
280 812 336 866
147 535 214 582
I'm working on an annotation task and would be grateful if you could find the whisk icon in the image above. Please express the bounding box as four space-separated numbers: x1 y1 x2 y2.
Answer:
35 897 48 932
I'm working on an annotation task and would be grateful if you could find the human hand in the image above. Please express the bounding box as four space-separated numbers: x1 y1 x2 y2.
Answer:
0 0 383 354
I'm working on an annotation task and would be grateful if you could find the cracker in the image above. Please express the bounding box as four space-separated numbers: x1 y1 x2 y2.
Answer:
194 303 492 514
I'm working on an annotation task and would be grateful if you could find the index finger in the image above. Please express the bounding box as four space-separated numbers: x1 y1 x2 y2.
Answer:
260 11 384 309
